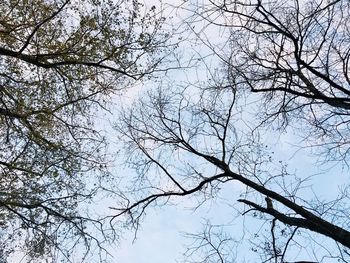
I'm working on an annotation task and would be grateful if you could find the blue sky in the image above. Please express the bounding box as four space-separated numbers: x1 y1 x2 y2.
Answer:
3 0 350 262
102 1 350 261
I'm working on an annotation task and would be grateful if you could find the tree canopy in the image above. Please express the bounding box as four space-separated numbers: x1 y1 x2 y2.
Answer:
0 0 169 261
1 0 350 262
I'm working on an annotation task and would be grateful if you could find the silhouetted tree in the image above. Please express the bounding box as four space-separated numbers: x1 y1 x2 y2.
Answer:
112 0 350 262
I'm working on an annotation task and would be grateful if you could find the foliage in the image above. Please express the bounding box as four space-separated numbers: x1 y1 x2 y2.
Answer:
0 0 169 261
2 0 350 262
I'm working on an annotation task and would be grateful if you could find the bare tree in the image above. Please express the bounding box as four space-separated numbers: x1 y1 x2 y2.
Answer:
191 0 350 161
183 222 236 263
111 0 350 262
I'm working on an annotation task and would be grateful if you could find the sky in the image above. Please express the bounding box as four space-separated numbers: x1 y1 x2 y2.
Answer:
109 136 348 263
4 0 350 262
97 1 350 262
